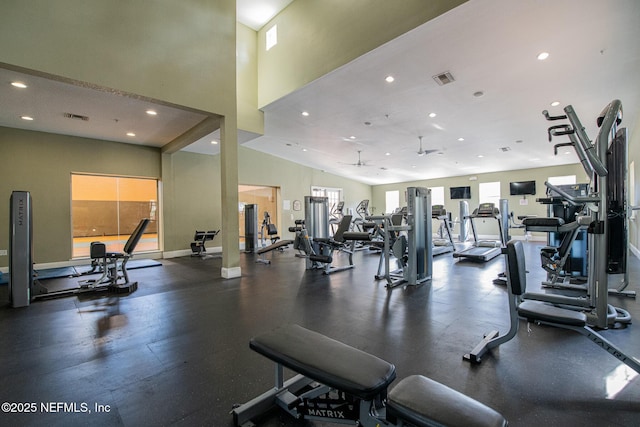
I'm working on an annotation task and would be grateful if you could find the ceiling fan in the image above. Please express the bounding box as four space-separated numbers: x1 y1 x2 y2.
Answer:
345 150 370 167
417 136 438 156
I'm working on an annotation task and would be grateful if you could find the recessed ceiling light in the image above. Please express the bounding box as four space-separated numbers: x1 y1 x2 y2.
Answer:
11 82 27 88
537 52 550 60
458 137 465 142
385 75 395 83
564 151 571 155
211 140 218 145
385 152 391 156
428 112 437 118
349 136 356 140
477 155 484 158
550 101 560 107
146 109 157 116
20 115 34 121
126 132 136 137
301 111 309 116
302 148 308 152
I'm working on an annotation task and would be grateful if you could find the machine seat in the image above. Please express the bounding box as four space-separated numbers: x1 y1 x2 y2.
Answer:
517 300 587 327
522 217 564 232
387 375 507 427
250 324 396 400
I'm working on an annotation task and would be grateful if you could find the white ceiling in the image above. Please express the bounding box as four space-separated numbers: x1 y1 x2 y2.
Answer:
2 0 639 186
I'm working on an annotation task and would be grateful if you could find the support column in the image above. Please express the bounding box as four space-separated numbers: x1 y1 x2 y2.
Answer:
220 115 241 278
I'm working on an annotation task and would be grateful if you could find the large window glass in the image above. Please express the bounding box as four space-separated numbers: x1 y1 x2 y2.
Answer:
385 190 400 214
429 186 445 206
548 175 577 186
479 181 501 205
71 174 158 258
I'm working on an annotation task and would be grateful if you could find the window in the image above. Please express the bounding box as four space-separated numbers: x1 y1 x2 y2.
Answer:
71 174 158 258
311 186 342 211
548 175 576 186
479 181 501 206
429 186 445 206
385 190 400 214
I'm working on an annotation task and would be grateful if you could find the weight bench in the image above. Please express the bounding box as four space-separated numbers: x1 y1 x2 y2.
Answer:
464 240 640 375
190 230 220 257
255 239 293 264
232 324 507 427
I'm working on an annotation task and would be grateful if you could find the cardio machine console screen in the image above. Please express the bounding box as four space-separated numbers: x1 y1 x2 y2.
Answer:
477 203 496 216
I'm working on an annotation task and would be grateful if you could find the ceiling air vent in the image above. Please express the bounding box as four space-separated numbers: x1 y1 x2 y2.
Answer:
432 71 455 86
499 146 511 152
63 112 89 121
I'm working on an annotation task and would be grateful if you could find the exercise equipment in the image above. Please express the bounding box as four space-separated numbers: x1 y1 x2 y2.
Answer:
259 211 279 245
432 205 455 256
79 218 150 292
522 100 632 329
352 199 370 232
255 239 293 264
371 187 432 288
453 202 507 262
243 204 259 253
329 201 345 234
302 196 330 269
232 324 507 427
312 215 372 274
464 240 640 376
520 185 589 289
9 191 35 307
190 230 220 257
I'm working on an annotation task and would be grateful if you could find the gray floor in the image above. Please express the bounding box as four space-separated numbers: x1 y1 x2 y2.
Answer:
1 241 639 426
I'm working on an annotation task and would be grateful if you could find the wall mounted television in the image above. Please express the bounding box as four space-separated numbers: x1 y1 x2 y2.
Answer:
450 186 471 199
509 180 536 196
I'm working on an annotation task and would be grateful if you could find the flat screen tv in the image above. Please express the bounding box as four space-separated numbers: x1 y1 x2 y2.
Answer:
450 186 471 199
510 180 536 196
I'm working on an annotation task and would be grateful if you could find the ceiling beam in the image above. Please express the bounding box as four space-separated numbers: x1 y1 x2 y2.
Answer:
161 115 222 154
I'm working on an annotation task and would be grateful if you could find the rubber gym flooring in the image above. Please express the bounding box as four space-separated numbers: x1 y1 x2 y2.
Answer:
0 241 639 426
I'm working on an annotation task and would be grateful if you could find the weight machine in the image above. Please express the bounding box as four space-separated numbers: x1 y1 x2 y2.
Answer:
523 100 631 329
370 187 432 288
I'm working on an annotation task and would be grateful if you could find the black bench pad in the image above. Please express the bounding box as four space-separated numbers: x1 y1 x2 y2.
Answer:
250 324 396 400
342 232 372 241
256 240 293 254
518 300 587 327
388 375 507 427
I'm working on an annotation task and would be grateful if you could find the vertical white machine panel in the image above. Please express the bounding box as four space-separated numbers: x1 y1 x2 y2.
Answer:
9 191 33 308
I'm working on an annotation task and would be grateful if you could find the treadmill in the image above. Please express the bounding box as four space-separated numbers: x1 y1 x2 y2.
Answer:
453 202 504 262
432 205 455 256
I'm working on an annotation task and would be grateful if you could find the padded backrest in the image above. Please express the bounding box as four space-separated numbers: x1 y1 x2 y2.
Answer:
267 224 278 235
123 218 150 255
506 240 526 295
333 215 353 242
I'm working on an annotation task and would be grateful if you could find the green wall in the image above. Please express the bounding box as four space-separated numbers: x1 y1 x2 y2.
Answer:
256 0 467 107
237 23 264 135
0 0 237 116
0 126 160 267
